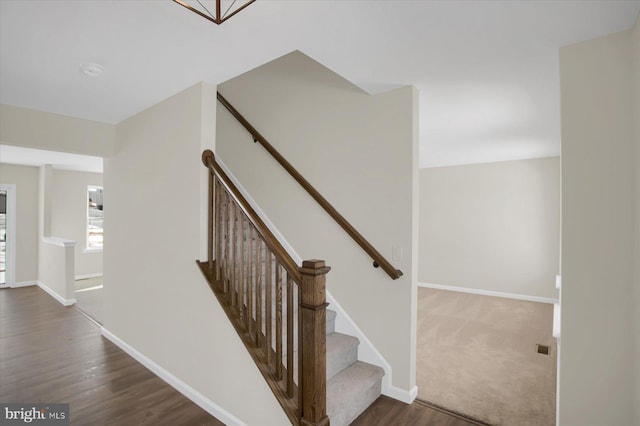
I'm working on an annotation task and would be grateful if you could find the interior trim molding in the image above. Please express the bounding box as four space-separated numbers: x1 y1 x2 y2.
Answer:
37 280 76 306
75 273 103 280
82 247 103 254
385 384 418 404
41 236 77 248
101 328 247 426
12 280 38 288
418 282 558 304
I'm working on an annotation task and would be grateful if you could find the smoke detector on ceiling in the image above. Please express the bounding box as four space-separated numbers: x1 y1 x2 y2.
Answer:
80 62 104 78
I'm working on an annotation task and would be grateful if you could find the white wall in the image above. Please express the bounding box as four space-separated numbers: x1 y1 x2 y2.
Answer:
419 158 560 299
37 165 75 304
51 169 103 277
104 82 289 425
0 163 38 284
559 25 638 426
217 51 419 393
38 237 76 305
39 165 52 238
632 14 640 426
0 104 115 157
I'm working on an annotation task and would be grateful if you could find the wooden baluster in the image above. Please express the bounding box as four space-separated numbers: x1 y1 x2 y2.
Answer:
207 169 214 274
235 212 241 308
286 273 294 397
238 213 245 321
240 213 245 311
247 225 254 334
255 238 263 348
297 279 302 418
245 218 251 324
214 176 222 281
265 250 273 367
275 263 283 380
219 190 225 288
230 202 237 308
221 190 228 290
299 260 330 426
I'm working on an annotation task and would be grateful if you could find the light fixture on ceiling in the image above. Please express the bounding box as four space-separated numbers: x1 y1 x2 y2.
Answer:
173 0 255 25
81 62 104 78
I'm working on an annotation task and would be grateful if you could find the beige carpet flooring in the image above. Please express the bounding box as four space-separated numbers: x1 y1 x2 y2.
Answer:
74 276 103 324
417 288 556 426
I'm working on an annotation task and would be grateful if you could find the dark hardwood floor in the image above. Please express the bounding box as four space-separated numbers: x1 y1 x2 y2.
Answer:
0 286 222 425
1 286 480 425
353 396 482 426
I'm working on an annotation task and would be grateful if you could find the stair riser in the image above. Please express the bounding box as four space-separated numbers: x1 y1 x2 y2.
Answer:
326 362 385 426
329 376 382 426
326 335 359 381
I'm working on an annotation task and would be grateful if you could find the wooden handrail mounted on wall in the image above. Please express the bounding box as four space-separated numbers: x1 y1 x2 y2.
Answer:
217 92 403 280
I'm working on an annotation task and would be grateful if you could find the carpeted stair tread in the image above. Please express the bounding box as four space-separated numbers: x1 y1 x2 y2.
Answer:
327 361 385 426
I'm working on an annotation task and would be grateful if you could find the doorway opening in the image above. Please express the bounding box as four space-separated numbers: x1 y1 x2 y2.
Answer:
0 185 16 289
416 159 560 425
1 190 6 286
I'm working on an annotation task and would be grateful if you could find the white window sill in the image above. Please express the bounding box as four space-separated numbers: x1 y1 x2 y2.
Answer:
83 247 103 254
42 237 76 248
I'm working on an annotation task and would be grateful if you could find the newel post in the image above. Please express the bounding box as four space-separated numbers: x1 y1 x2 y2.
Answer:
202 150 215 272
299 259 331 426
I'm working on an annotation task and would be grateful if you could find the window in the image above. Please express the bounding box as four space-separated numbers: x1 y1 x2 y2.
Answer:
87 186 103 250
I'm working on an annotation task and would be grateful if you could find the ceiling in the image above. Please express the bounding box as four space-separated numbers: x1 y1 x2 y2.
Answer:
1 1 639 169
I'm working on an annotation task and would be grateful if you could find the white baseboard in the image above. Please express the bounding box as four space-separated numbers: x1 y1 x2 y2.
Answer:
37 281 76 306
12 280 38 288
418 282 558 304
75 273 103 280
101 328 246 426
386 385 418 404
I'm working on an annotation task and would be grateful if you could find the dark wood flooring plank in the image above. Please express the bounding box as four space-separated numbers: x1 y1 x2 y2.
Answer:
0 286 223 426
353 396 481 426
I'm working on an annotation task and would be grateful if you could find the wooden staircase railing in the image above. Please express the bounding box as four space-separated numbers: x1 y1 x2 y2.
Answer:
217 92 403 280
198 149 330 426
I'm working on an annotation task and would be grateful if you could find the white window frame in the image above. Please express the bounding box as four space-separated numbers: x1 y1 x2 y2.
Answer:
85 185 103 252
0 184 16 287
